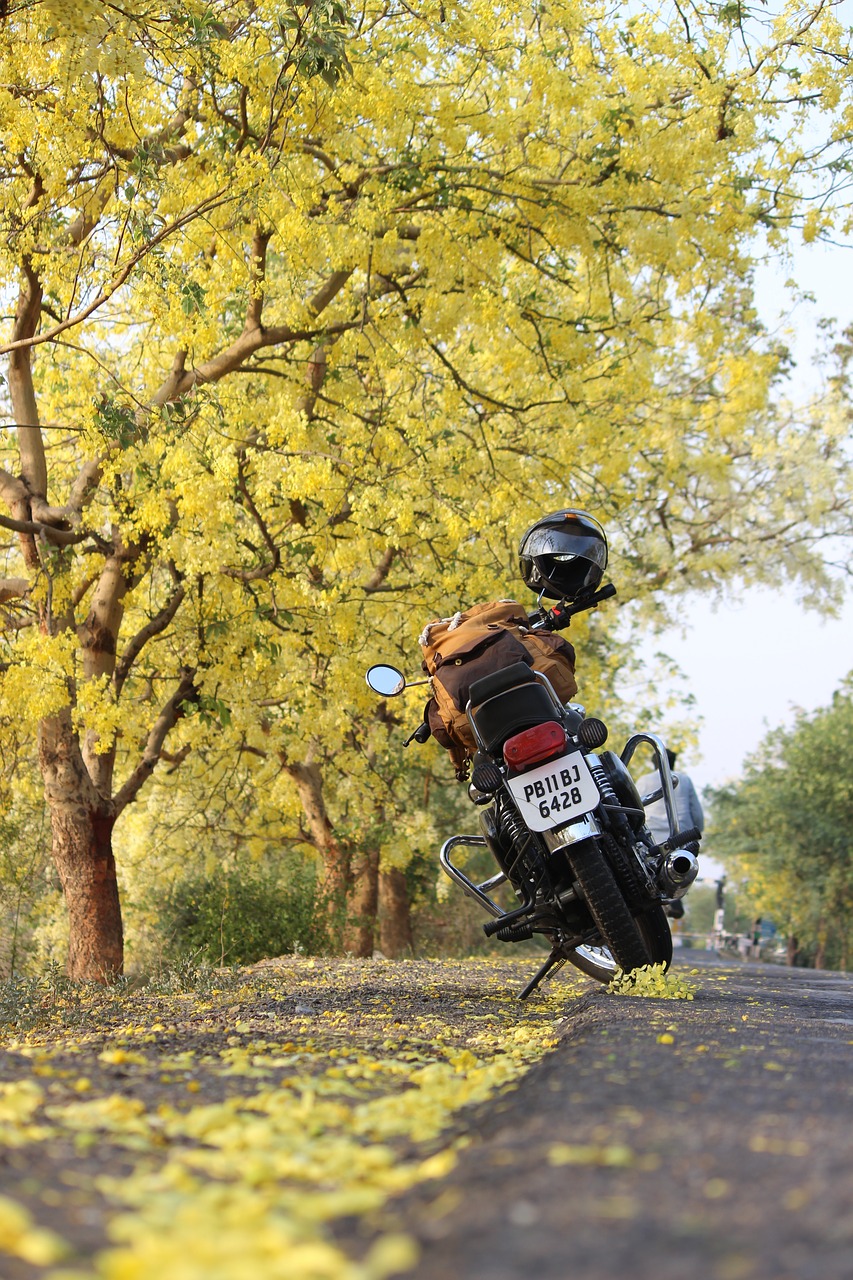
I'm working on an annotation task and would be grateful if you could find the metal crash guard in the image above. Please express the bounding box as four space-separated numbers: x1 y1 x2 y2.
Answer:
620 731 679 840
438 835 507 918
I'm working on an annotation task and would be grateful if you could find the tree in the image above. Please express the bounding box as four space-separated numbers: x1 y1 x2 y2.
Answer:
1 0 853 979
707 676 853 970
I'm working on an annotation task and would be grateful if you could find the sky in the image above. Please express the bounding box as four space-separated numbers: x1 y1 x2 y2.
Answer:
646 591 852 883
651 590 853 800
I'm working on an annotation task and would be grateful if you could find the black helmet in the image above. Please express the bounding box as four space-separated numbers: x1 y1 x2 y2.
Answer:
518 509 608 601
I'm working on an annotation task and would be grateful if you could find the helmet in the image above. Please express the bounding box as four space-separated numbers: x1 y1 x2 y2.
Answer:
518 509 608 601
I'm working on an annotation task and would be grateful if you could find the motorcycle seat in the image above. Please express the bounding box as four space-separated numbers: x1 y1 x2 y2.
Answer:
468 661 536 706
468 678 561 754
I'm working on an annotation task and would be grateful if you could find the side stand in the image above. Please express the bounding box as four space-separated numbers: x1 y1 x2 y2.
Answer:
518 948 567 1001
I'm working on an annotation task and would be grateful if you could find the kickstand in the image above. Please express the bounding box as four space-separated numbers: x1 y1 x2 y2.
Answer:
518 948 567 1001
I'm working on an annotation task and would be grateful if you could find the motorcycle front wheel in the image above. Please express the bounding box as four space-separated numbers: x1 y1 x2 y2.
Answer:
566 838 672 979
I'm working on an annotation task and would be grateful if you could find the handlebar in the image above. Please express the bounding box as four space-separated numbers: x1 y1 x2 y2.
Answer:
528 582 617 631
404 721 432 747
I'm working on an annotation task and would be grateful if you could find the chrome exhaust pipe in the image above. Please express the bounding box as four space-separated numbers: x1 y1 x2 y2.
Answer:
658 849 699 900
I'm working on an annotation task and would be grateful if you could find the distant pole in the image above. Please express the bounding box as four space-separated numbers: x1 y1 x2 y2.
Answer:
712 877 726 950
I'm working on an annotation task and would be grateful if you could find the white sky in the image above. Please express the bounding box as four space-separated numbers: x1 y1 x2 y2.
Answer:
650 591 852 883
653 590 853 799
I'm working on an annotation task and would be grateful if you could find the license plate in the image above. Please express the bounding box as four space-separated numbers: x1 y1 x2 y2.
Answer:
506 751 600 833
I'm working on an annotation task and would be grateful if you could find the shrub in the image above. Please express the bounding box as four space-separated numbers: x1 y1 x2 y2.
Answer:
142 854 320 968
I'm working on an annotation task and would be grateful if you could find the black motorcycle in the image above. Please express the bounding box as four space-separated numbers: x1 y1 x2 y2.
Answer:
367 584 701 999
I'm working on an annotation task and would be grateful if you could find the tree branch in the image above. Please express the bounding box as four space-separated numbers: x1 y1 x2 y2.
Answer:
0 511 89 546
222 459 281 582
0 468 29 511
0 192 236 357
149 315 359 405
112 667 197 815
246 228 271 330
364 547 396 592
0 577 29 603
10 253 47 497
306 269 354 317
113 584 187 698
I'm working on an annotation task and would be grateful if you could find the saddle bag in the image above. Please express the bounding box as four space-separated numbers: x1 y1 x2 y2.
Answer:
419 600 577 775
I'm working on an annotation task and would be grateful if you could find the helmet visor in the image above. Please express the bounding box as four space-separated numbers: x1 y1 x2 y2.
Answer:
521 527 608 571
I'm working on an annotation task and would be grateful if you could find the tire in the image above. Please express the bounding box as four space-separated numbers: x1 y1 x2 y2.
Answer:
566 838 654 975
567 902 673 983
640 902 674 968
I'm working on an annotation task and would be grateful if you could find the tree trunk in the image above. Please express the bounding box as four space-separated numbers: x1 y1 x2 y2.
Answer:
50 803 122 983
379 867 414 957
344 847 380 957
282 757 352 949
39 710 122 982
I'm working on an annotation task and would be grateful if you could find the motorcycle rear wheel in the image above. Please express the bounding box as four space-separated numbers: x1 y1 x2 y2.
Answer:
566 838 667 978
567 904 673 983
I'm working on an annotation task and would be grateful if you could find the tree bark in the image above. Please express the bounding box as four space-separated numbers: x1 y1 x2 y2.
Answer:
10 255 48 499
344 847 380 958
38 710 122 982
79 551 128 796
379 867 414 957
282 757 353 947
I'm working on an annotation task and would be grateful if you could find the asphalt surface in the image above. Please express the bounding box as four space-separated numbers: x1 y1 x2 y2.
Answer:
342 952 853 1280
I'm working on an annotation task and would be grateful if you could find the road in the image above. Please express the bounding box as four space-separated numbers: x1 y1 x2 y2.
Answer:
343 953 853 1280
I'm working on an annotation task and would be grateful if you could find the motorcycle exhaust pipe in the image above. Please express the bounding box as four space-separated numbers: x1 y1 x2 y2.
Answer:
657 849 699 900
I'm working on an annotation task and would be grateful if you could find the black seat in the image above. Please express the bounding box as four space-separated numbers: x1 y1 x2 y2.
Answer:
469 682 561 754
469 661 535 707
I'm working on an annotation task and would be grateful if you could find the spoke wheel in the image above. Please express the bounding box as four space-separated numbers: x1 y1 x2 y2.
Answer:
566 943 620 982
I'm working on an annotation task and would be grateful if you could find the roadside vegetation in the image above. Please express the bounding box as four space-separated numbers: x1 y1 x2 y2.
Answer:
707 675 853 971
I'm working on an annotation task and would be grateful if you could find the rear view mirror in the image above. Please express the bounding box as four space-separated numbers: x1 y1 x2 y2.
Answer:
366 664 407 697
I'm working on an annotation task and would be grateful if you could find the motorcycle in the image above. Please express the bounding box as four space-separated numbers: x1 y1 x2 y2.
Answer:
366 584 701 999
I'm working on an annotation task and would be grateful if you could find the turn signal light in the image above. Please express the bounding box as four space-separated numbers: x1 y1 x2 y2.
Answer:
503 721 567 769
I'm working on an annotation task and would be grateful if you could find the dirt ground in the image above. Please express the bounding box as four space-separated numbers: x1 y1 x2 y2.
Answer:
0 954 579 1277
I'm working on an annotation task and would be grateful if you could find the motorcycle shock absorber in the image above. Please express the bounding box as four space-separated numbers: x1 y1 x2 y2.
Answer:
480 797 558 941
587 756 634 845
586 756 648 903
586 754 616 805
499 801 552 897
480 800 549 937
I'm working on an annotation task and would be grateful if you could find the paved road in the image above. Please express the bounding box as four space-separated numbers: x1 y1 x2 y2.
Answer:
349 954 853 1280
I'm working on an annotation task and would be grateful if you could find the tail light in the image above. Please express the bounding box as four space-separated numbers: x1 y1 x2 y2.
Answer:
503 721 567 769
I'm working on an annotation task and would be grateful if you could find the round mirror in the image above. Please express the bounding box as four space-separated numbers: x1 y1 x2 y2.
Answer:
366 664 407 697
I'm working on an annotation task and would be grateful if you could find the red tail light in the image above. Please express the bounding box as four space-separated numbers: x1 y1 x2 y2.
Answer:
503 721 567 769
